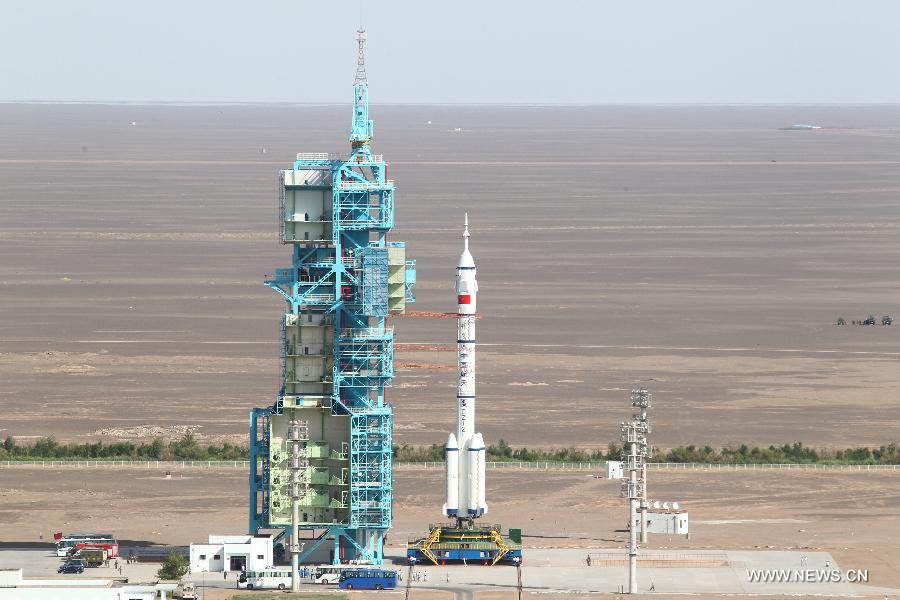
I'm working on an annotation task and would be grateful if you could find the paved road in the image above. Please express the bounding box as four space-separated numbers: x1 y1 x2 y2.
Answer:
2 547 897 596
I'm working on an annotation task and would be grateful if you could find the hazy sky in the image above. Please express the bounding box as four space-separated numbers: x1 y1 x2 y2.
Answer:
1 1 898 104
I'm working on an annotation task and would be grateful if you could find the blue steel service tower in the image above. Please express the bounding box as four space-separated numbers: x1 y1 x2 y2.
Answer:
249 29 416 567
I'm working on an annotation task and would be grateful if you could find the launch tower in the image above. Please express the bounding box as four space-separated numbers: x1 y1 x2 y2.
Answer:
249 29 416 567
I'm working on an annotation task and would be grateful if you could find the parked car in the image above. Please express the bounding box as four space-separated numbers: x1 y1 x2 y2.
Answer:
58 560 85 574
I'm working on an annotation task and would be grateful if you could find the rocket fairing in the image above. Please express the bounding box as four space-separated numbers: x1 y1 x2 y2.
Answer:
445 214 488 519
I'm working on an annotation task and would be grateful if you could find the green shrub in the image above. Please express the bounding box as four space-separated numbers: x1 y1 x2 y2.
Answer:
157 551 188 580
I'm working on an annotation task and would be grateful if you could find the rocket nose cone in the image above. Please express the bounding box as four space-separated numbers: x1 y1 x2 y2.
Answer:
471 432 485 449
457 249 475 269
446 433 459 450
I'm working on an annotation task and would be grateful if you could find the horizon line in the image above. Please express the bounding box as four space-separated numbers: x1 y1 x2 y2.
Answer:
3 100 900 109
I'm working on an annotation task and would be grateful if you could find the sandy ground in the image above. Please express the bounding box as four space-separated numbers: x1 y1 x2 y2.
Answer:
1 466 898 591
1 104 900 450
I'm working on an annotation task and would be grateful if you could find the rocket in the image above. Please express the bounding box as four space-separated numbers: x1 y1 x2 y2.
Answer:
443 214 488 521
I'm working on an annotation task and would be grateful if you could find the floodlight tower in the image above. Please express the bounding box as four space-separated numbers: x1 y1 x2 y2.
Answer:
631 389 651 543
249 28 416 568
620 418 648 594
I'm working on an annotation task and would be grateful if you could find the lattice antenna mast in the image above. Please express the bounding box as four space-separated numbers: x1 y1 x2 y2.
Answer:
355 28 368 84
350 28 372 154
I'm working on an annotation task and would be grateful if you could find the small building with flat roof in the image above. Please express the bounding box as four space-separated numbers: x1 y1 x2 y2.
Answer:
189 534 274 573
605 461 623 479
631 510 689 535
0 568 177 599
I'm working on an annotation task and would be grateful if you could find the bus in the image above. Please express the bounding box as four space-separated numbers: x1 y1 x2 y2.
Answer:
237 568 293 590
236 566 344 589
313 566 343 584
338 569 397 590
54 533 115 557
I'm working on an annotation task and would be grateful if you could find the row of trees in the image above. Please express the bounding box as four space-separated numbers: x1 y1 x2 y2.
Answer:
392 440 617 463
0 434 248 461
3 435 899 465
657 442 900 465
395 440 900 465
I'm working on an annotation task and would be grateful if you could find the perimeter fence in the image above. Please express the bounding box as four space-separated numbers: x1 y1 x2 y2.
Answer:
0 459 251 469
588 551 730 568
396 461 900 472
1 460 898 471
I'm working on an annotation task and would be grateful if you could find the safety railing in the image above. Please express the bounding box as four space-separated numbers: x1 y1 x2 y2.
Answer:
298 293 335 304
340 327 393 339
348 153 383 164
337 180 394 191
296 152 341 162
281 233 332 243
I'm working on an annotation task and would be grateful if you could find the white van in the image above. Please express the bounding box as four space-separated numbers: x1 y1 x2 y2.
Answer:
237 569 293 590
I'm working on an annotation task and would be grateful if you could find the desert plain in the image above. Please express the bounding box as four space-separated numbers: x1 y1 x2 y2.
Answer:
1 103 899 595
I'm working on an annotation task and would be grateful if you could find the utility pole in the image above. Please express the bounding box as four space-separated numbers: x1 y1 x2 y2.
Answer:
517 560 523 600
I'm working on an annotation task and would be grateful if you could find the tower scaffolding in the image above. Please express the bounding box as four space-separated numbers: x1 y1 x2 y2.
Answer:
249 28 416 567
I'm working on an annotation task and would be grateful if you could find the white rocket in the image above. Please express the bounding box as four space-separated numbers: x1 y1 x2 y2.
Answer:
443 214 488 520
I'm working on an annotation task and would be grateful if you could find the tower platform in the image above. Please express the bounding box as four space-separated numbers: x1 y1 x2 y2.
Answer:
406 523 522 566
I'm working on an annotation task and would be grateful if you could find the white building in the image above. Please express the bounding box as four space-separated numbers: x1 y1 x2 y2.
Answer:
631 510 689 535
0 568 177 599
189 534 274 574
605 460 623 479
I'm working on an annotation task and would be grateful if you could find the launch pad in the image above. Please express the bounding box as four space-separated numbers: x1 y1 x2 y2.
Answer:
406 522 522 566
